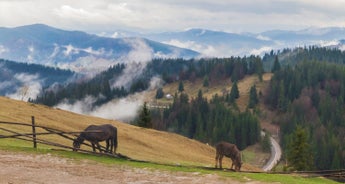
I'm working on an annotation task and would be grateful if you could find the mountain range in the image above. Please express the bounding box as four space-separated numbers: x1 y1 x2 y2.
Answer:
1 24 345 71
104 27 345 57
0 24 199 73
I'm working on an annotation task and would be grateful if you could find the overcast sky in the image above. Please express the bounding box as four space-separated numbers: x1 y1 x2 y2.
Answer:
1 0 345 34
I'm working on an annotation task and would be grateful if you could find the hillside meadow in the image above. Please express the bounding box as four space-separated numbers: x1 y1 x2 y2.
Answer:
0 96 259 170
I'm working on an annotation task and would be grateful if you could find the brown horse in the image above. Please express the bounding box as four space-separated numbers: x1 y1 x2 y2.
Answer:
73 124 118 154
215 141 242 171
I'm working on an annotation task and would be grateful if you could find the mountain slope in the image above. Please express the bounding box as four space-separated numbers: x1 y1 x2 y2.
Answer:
0 96 257 171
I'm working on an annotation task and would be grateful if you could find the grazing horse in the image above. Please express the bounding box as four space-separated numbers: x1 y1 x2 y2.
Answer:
73 124 118 154
215 141 242 171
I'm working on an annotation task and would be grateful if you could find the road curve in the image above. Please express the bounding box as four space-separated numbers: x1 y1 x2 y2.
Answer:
262 136 282 171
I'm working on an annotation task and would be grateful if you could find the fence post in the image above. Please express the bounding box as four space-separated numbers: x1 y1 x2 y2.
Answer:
31 116 37 149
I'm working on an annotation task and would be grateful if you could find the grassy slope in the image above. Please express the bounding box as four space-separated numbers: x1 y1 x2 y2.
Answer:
0 96 260 171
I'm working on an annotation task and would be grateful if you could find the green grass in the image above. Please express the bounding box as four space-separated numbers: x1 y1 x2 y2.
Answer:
0 139 338 184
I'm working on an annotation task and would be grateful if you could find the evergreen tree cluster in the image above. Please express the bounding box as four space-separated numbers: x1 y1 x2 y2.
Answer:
34 63 127 106
154 91 261 150
148 56 263 84
265 61 345 170
263 46 345 71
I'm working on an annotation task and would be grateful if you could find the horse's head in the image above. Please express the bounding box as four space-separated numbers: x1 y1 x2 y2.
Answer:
72 139 81 151
236 161 243 171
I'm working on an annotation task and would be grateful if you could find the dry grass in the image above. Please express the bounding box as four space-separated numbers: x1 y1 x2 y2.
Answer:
146 73 273 112
0 96 260 171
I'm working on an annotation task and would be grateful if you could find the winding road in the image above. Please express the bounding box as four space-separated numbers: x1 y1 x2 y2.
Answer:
262 136 282 171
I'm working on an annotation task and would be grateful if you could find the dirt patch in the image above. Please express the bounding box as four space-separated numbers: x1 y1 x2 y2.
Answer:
0 150 266 184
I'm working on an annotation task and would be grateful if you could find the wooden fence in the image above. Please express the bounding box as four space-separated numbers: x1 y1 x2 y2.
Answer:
0 116 126 158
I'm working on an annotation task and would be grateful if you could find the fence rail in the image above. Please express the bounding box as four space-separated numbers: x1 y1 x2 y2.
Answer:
0 117 122 158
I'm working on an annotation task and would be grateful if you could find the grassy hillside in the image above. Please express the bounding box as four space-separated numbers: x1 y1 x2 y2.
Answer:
146 73 273 112
0 96 259 171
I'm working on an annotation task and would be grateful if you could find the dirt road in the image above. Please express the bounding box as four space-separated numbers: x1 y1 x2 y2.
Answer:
0 150 266 184
262 136 282 171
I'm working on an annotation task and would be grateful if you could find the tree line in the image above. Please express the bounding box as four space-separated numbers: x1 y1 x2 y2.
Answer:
148 90 261 150
265 59 345 170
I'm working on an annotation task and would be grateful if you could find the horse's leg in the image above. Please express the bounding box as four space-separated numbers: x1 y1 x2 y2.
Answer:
91 143 96 152
219 155 224 169
110 138 114 154
215 153 219 168
106 139 110 153
96 142 102 153
230 159 234 170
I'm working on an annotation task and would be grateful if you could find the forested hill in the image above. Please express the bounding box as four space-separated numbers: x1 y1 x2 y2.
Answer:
262 46 345 71
0 59 74 96
265 61 345 170
34 56 264 107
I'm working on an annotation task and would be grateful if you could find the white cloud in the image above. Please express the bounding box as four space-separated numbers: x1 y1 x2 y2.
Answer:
55 93 144 122
90 96 143 122
6 73 42 101
318 40 340 47
0 45 9 54
120 38 153 62
256 35 271 41
1 0 345 33
250 46 273 56
57 56 114 76
63 44 78 56
55 95 98 115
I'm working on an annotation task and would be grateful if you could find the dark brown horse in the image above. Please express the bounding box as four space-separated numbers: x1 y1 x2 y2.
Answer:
215 141 242 171
73 124 118 154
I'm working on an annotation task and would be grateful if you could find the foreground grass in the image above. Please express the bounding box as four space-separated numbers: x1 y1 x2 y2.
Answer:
0 140 338 184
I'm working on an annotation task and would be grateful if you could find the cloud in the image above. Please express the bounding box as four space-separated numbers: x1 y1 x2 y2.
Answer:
163 39 222 57
0 45 9 54
27 45 35 62
110 62 147 90
1 0 345 33
110 38 154 90
90 95 143 122
57 56 114 77
256 35 271 41
250 46 273 56
6 73 42 101
318 40 340 47
120 38 153 62
148 76 164 90
55 93 144 122
55 95 98 114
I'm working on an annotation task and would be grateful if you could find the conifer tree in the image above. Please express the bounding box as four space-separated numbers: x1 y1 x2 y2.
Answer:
229 82 239 103
271 56 281 73
178 81 184 92
203 75 209 87
138 102 152 128
287 126 313 171
155 88 164 99
248 84 258 108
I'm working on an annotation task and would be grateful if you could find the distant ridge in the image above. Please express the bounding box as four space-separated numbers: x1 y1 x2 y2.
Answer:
0 24 200 68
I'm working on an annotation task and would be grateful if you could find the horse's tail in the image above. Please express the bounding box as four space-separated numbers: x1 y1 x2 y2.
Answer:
113 127 118 153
